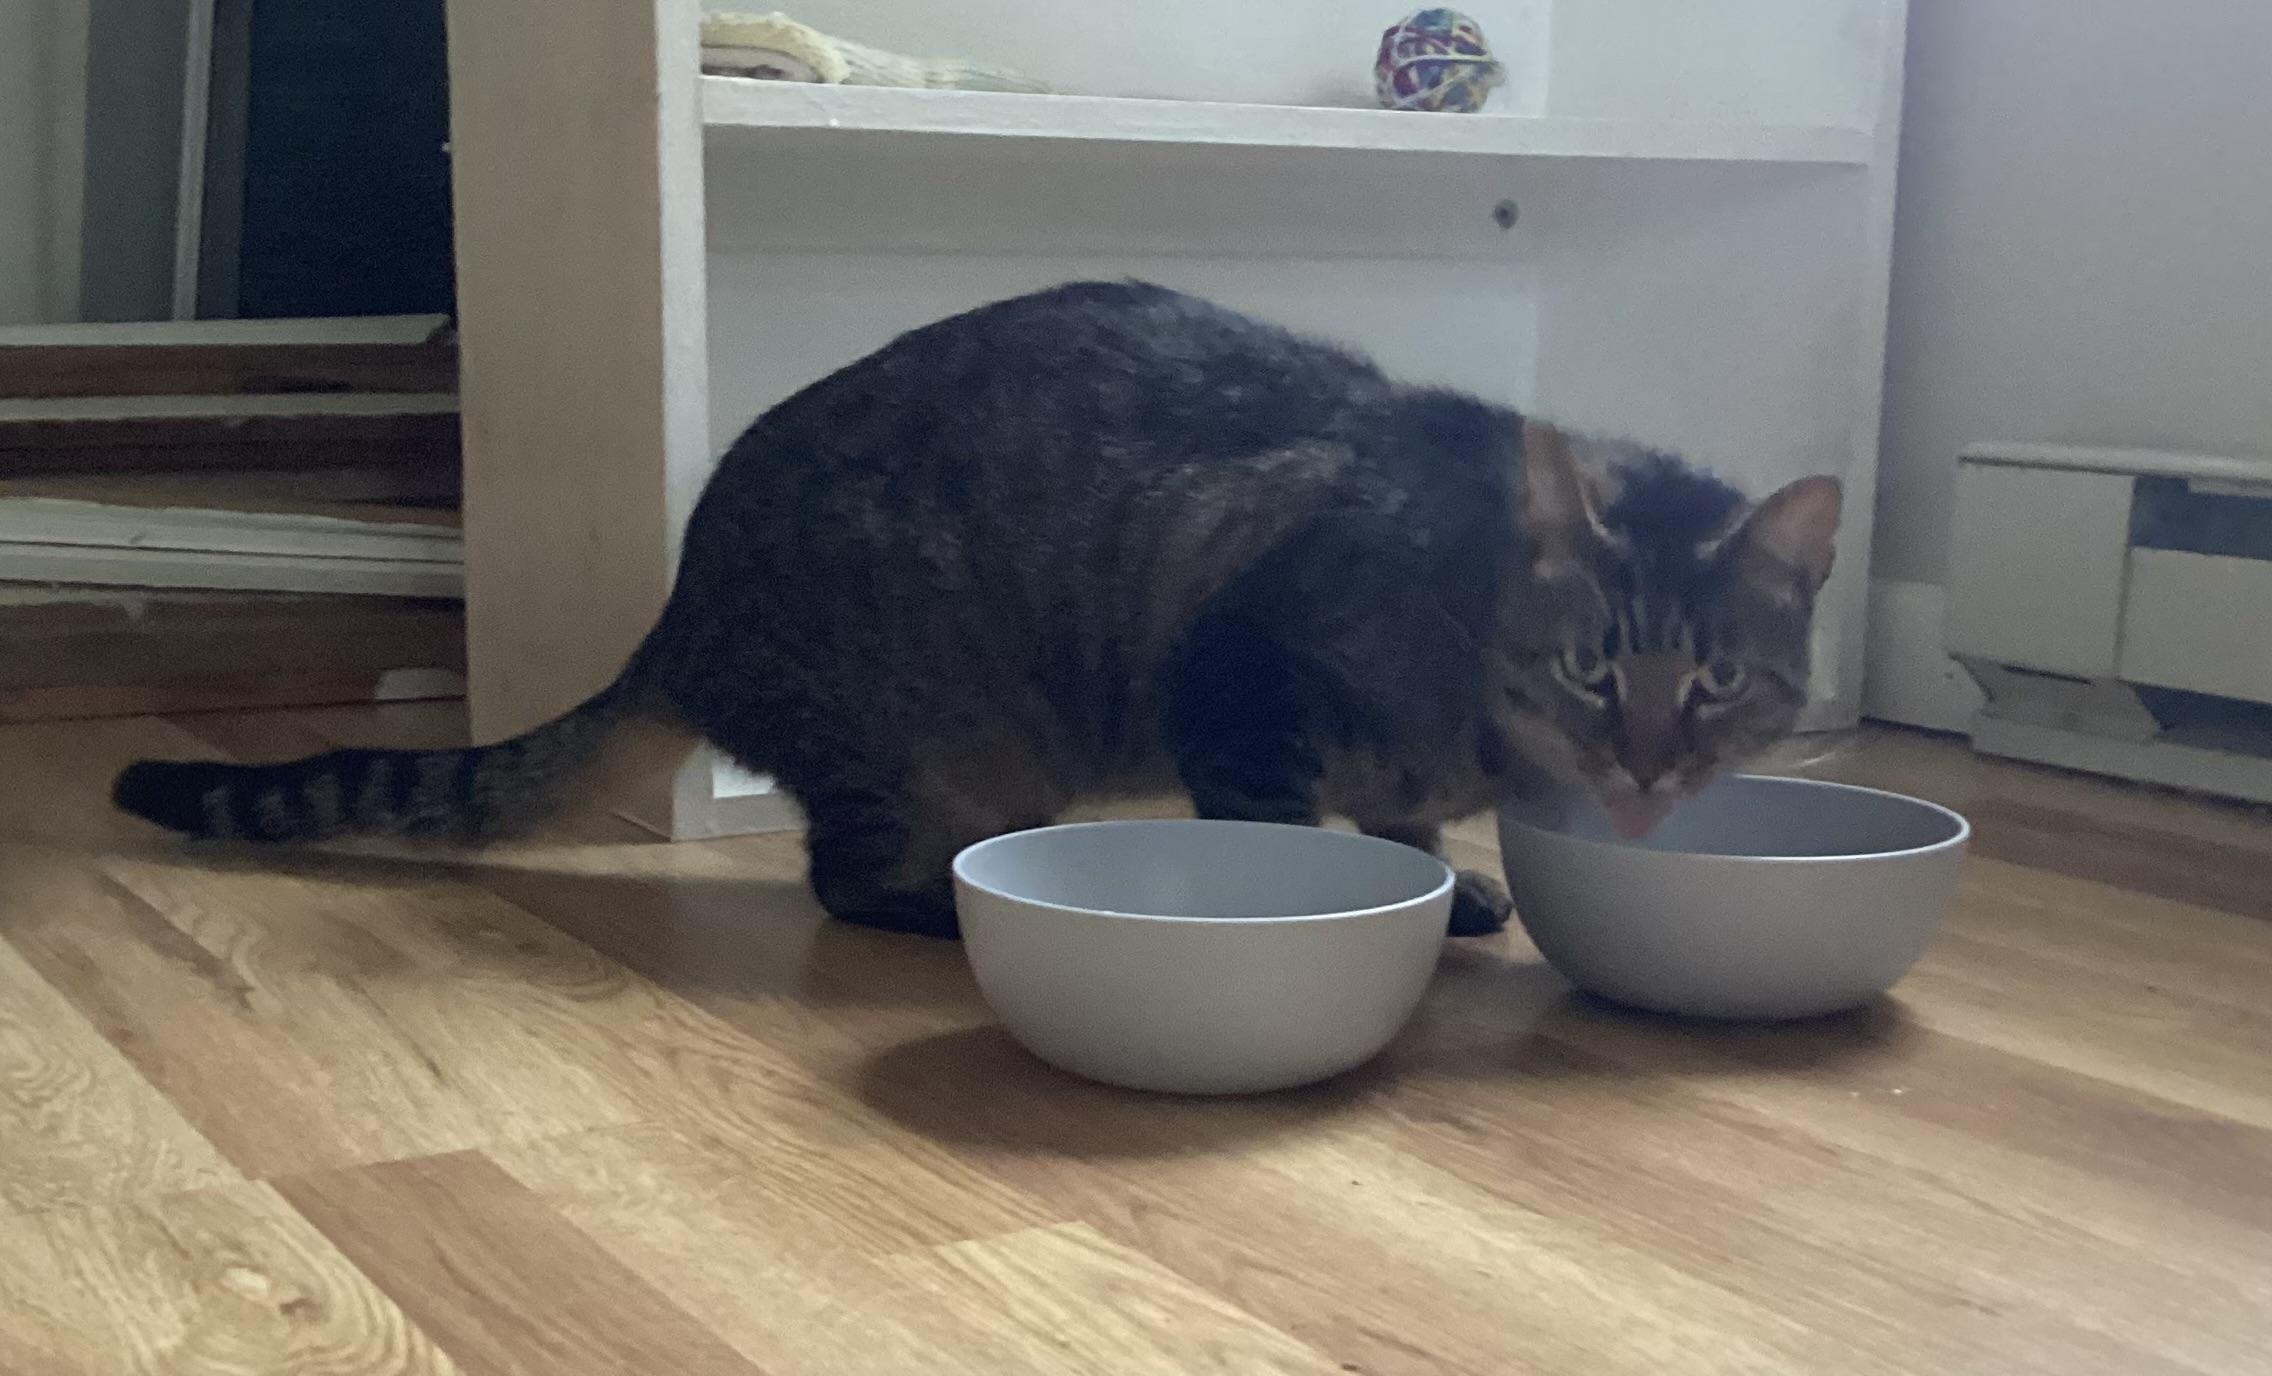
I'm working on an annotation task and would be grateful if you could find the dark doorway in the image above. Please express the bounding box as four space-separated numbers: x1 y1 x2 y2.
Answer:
203 0 454 319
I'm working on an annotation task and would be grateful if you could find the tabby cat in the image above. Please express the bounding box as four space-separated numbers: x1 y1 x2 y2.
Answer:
114 282 1840 939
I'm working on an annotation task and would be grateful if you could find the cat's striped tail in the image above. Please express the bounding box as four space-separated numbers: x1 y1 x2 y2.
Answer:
111 679 645 844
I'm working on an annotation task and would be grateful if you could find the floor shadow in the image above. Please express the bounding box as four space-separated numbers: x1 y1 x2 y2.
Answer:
1361 938 1926 1086
1518 990 1927 1080
104 837 987 1015
854 1024 1378 1161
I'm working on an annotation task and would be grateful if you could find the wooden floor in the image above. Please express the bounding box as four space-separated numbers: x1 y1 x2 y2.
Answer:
3 703 2270 1375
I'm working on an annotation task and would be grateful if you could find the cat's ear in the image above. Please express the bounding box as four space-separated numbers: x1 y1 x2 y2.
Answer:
1732 475 1842 600
1517 420 1606 574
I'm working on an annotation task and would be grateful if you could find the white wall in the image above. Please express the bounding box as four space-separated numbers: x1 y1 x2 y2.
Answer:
1875 0 2272 586
78 0 186 322
0 0 60 325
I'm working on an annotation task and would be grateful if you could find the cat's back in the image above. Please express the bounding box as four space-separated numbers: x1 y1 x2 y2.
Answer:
745 280 1392 477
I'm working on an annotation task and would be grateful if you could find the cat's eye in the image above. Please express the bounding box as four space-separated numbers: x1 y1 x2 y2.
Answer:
1555 645 1614 695
1694 659 1748 700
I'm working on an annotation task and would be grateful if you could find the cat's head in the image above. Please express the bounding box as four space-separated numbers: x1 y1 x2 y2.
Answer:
1494 421 1841 838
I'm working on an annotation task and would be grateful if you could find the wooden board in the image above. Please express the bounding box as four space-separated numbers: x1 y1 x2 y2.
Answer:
0 477 461 523
0 339 457 400
0 408 460 481
0 588 464 722
0 545 462 598
445 0 706 832
0 465 461 510
0 495 459 558
701 76 1875 165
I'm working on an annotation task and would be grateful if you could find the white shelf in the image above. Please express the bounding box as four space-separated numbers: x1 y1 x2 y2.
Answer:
700 77 1874 167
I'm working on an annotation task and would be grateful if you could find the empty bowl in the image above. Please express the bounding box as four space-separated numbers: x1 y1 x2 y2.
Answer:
952 820 1454 1094
1497 775 1969 1020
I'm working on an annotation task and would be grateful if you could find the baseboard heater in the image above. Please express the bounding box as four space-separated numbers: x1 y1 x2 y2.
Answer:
1945 443 2272 806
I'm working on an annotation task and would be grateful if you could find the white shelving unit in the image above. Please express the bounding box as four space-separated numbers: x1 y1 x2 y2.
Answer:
445 0 1910 839
700 78 1876 166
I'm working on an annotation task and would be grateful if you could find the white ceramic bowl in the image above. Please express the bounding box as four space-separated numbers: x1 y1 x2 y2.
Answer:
1497 775 1969 1020
952 820 1454 1094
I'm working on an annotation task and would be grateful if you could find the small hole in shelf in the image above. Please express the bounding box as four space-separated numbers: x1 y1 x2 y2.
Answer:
1492 200 1520 230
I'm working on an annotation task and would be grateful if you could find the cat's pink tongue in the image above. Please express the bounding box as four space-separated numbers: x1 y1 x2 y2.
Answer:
1602 790 1680 841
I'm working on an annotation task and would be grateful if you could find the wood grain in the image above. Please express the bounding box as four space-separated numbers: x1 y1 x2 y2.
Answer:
883 1222 1343 1375
0 1182 458 1376
443 0 700 745
276 1153 762 1376
0 936 241 1216
4 709 2272 1373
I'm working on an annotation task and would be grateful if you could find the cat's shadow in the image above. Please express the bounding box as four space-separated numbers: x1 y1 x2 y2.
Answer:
104 835 977 1013
851 1023 1394 1161
1398 944 1926 1088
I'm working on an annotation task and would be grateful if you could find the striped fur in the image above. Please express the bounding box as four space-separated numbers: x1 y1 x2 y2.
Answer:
111 681 639 843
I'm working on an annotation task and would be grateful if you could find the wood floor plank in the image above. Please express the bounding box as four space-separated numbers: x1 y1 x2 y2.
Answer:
6 847 814 1177
938 1107 1903 1376
0 1181 459 1376
5 859 620 1175
884 1222 1345 1376
1521 994 2272 1262
1966 797 2272 924
1950 858 2272 1008
1900 932 2272 1131
0 920 242 1215
1364 1039 2227 1376
491 1122 1065 1375
275 1152 760 1376
0 715 225 844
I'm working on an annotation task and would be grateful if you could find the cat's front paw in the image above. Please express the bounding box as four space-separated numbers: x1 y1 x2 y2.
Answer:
1448 869 1513 937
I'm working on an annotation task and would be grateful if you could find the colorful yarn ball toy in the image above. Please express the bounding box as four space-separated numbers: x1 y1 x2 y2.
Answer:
1373 8 1505 113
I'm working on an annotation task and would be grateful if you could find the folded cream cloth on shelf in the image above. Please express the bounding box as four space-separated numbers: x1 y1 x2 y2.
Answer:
699 11 1048 92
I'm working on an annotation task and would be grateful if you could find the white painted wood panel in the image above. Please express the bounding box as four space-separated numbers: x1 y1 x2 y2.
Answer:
1960 442 2272 489
701 78 1871 165
1944 464 2135 678
703 135 1532 262
2119 549 2272 707
1971 713 2272 810
0 546 460 598
705 253 1539 454
0 498 457 562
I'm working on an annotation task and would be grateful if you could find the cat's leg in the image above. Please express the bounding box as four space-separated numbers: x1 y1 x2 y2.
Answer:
1360 820 1512 938
800 785 966 939
1162 619 1324 827
796 746 1061 940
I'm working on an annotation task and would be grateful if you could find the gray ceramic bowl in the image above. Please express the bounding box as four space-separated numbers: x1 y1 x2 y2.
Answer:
1497 775 1969 1020
953 820 1453 1094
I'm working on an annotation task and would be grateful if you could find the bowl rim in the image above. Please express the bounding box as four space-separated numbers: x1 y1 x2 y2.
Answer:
952 818 1456 925
1498 773 1972 865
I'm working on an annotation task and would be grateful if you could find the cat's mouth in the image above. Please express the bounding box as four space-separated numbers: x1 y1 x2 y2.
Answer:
1599 783 1684 840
